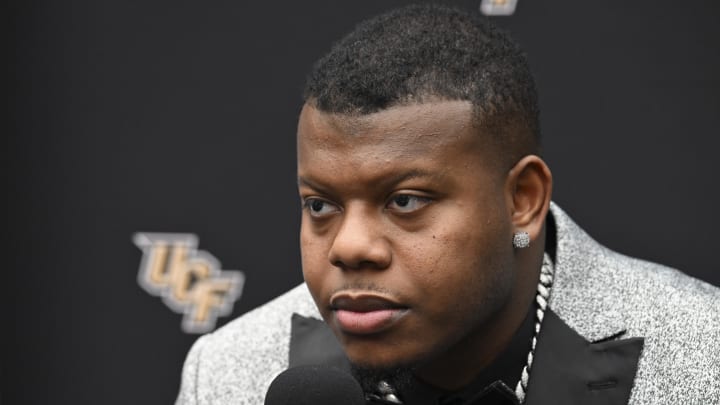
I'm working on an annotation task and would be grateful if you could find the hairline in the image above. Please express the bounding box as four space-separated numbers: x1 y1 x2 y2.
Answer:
303 97 539 172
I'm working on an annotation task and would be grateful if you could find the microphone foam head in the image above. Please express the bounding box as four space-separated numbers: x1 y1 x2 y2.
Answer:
264 365 365 405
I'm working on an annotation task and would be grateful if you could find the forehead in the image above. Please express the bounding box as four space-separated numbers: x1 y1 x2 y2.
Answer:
297 101 481 164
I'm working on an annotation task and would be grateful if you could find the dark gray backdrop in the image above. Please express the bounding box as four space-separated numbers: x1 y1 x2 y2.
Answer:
8 0 720 404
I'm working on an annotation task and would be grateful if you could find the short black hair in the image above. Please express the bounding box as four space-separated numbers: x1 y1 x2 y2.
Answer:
303 4 541 167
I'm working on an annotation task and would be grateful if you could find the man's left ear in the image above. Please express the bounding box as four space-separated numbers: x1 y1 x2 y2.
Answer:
505 155 553 241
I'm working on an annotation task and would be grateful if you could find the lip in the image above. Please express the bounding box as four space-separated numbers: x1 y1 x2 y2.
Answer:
330 292 408 335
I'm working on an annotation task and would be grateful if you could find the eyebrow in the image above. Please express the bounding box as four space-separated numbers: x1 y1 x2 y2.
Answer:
297 169 445 190
382 169 444 186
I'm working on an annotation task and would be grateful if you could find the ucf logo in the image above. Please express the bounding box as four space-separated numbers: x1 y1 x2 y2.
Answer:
480 0 518 16
133 233 245 334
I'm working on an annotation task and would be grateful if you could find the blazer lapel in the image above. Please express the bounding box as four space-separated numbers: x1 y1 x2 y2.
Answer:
288 313 351 372
524 309 644 405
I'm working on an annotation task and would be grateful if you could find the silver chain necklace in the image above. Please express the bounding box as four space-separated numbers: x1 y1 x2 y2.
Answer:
373 253 555 404
514 253 554 403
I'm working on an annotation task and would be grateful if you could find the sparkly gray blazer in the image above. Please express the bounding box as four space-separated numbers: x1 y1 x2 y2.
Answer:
175 203 720 404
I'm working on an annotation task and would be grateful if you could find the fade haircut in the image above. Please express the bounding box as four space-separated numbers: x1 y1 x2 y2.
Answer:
303 3 541 168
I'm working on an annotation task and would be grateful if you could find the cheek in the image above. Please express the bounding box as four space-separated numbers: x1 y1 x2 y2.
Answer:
300 227 329 296
300 221 328 263
403 213 513 315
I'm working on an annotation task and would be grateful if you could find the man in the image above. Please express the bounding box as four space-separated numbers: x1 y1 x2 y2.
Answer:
176 4 719 404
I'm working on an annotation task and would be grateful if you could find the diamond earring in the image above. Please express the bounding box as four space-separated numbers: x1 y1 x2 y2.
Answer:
513 231 530 249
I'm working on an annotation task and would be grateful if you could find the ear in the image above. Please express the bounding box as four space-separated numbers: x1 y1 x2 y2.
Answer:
505 155 553 242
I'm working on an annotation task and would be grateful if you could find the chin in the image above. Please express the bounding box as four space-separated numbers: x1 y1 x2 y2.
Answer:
341 337 423 370
345 350 408 371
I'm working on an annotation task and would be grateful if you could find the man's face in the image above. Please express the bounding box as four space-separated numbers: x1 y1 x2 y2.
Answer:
297 100 517 374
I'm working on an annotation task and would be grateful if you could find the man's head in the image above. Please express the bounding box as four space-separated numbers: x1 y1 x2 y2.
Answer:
296 4 552 390
303 3 541 171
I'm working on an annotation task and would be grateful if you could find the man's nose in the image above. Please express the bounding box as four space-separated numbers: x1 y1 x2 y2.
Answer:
328 207 391 271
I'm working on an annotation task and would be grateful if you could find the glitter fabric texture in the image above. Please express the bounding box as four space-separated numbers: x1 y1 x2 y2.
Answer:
175 203 720 405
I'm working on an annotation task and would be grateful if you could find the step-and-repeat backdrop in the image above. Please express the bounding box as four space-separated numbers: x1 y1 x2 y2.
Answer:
8 0 719 403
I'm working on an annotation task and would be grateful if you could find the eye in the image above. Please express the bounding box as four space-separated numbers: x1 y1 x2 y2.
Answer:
303 198 340 218
386 194 431 213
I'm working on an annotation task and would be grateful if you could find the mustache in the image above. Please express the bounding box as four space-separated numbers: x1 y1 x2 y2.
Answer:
330 282 396 296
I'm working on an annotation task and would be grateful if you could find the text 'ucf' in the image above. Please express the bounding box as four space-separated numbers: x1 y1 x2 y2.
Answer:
133 233 245 333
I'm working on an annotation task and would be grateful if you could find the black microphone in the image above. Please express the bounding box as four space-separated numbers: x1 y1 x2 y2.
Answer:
264 365 366 405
